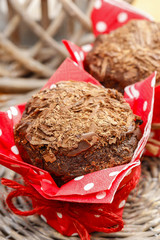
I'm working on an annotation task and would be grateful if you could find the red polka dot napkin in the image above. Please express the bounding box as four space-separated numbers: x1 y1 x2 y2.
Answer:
63 0 160 157
92 0 153 36
0 58 155 239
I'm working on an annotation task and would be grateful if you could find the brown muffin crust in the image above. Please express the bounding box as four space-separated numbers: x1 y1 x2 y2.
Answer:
14 81 141 185
84 19 160 93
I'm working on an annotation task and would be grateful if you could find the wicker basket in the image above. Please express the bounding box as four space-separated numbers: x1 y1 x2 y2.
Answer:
0 157 160 240
0 0 95 93
0 0 134 94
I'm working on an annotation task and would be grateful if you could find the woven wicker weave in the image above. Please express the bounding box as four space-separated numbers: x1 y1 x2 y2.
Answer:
0 0 95 93
0 0 134 93
0 157 160 240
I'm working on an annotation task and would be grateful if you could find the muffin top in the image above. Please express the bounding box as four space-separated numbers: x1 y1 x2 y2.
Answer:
85 19 160 91
15 81 139 155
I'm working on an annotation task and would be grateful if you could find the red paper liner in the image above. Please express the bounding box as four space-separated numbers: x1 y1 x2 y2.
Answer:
0 58 156 239
63 0 160 157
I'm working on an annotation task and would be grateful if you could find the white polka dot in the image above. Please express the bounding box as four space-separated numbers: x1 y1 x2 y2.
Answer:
94 0 102 9
96 191 106 199
125 169 132 176
143 101 148 111
131 85 140 99
57 212 63 218
117 12 128 23
96 21 107 33
98 208 103 211
84 182 94 191
125 86 134 99
41 187 43 191
82 44 92 52
118 200 126 208
40 214 47 222
10 164 20 168
7 110 12 119
74 175 84 181
71 233 78 236
11 146 19 155
33 170 37 174
80 51 84 61
39 171 45 175
0 129 2 136
50 84 56 89
95 215 100 218
10 106 18 116
73 61 78 66
109 171 119 176
74 51 81 62
42 179 52 185
151 76 156 87
149 131 155 138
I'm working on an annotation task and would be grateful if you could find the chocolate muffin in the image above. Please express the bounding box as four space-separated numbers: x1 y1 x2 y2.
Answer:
84 19 160 93
14 81 141 185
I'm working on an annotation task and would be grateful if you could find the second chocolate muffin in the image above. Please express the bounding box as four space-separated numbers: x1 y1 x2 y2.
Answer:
14 81 141 185
84 19 160 93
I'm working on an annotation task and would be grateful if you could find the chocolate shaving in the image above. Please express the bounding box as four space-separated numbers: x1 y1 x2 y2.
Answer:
67 139 92 157
43 153 56 163
81 132 97 140
16 81 139 153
